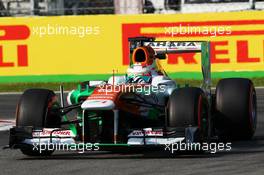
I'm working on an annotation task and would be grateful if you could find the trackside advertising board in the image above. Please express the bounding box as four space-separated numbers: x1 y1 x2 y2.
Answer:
0 11 264 82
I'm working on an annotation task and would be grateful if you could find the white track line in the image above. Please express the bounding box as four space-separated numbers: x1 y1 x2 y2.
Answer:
0 119 15 131
0 125 13 131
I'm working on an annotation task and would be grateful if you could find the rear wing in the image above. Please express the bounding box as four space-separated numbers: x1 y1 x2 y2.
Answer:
128 37 211 93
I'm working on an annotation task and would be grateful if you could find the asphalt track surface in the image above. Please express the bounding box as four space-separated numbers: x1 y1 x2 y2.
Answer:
0 89 264 175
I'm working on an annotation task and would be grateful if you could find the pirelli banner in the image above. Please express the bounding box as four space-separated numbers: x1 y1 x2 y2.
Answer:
0 11 264 83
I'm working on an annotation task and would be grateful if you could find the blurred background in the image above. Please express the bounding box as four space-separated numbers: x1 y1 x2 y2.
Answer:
0 0 263 17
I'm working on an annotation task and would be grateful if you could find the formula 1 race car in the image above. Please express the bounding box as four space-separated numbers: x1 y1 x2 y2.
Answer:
8 37 257 156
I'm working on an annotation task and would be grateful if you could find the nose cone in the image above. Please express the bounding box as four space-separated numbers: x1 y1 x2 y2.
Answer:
81 100 115 110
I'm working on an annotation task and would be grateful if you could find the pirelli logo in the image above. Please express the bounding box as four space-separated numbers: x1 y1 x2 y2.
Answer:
122 20 264 65
0 25 30 67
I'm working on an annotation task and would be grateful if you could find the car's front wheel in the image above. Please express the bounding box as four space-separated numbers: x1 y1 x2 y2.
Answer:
16 89 61 156
167 87 209 142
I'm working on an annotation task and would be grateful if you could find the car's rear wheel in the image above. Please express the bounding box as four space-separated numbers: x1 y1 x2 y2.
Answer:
16 89 61 156
215 78 257 140
167 87 209 141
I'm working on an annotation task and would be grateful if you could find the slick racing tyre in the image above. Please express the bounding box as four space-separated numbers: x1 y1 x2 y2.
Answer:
16 89 61 156
215 78 257 140
167 87 209 141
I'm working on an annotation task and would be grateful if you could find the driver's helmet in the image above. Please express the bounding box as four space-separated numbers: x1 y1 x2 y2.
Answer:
127 46 163 83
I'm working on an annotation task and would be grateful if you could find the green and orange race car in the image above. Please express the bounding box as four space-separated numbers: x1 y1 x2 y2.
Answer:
8 37 257 156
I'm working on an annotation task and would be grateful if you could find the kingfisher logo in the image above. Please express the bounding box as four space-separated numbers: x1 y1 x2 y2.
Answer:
122 20 264 65
0 25 30 67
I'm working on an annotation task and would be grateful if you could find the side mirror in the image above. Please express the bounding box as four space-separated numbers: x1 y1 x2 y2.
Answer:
155 53 167 60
